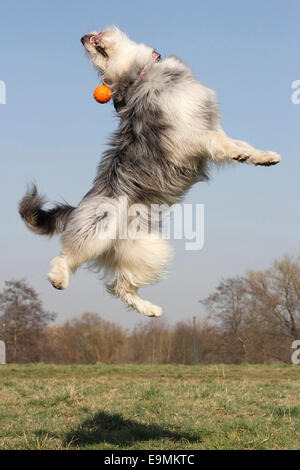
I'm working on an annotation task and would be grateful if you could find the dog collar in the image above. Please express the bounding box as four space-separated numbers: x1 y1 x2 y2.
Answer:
140 50 161 78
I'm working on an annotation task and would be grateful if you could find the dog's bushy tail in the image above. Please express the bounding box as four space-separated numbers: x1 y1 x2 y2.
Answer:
19 184 75 236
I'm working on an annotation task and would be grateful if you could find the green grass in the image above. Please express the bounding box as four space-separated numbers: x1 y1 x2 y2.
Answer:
0 363 299 450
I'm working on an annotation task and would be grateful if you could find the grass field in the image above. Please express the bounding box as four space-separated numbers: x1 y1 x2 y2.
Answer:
0 363 299 450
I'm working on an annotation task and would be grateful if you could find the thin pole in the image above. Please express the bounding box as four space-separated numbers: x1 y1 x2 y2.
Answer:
193 316 197 366
0 341 6 365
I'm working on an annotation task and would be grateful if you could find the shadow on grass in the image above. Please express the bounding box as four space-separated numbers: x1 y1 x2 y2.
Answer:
63 411 203 448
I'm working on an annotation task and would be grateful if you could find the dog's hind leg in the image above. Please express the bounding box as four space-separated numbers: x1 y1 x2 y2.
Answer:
48 196 117 290
48 255 70 290
109 277 163 317
48 235 113 290
108 237 173 317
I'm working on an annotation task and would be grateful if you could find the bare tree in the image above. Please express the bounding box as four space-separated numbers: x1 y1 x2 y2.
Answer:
0 279 56 362
246 256 300 340
201 277 249 362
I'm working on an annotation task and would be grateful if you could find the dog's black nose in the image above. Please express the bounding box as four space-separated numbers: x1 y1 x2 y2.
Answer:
81 35 88 45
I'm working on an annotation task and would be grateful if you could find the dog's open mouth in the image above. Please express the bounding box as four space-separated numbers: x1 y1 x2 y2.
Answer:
95 45 109 58
89 34 109 58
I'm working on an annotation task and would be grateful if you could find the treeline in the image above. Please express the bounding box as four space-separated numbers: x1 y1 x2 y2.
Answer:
0 253 299 364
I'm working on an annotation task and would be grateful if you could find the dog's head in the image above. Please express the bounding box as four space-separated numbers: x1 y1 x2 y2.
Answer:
81 26 154 82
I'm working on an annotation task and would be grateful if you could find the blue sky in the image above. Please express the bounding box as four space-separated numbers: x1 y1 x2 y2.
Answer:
0 0 299 329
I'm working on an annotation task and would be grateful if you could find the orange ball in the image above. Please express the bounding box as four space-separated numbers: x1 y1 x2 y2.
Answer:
93 85 112 103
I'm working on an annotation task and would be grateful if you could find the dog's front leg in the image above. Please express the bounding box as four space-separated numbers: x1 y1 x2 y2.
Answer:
197 131 281 166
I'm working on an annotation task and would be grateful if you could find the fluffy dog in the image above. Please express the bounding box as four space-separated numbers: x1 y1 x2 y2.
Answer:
19 26 281 317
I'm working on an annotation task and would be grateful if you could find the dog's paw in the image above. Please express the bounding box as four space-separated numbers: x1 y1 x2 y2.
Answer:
249 151 281 167
231 149 252 163
138 300 163 318
48 256 69 290
147 305 163 318
232 154 251 163
48 272 69 290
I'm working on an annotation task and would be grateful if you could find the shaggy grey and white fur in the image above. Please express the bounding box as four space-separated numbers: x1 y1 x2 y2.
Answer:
19 26 281 317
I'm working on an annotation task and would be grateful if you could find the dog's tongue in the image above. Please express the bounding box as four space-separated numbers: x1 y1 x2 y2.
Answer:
90 36 100 45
